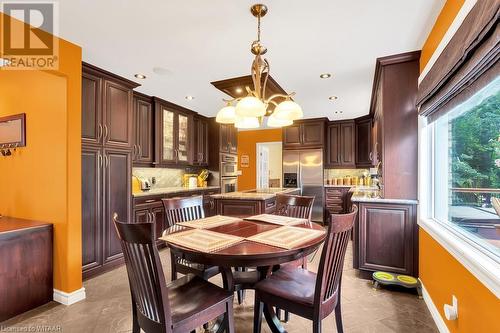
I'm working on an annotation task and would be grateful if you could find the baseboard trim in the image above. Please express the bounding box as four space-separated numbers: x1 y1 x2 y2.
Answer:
420 281 450 333
53 287 86 305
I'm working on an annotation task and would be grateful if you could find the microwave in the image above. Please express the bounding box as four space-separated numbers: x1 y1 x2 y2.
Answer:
220 153 238 177
221 177 238 193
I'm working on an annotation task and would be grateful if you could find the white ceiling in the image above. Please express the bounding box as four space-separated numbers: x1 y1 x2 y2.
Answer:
57 0 444 120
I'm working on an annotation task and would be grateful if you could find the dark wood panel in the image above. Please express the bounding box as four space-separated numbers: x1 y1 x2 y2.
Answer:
356 203 417 275
340 121 355 166
103 149 131 264
228 124 238 154
355 118 372 167
104 80 133 148
326 123 340 167
216 199 262 218
0 223 53 321
133 94 154 165
82 72 102 145
81 145 102 272
301 122 325 147
283 124 301 148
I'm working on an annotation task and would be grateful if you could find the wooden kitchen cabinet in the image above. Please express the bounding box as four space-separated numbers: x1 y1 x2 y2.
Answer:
283 118 326 149
354 202 418 276
133 92 154 166
324 187 351 215
82 70 103 145
155 98 194 166
355 117 373 167
193 116 209 166
215 197 276 218
325 120 355 168
218 123 237 154
208 120 238 172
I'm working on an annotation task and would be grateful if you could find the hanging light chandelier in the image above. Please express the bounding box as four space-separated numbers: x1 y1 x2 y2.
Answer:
215 4 303 128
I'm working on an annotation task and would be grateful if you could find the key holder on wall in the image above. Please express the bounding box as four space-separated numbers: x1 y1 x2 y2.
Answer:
0 113 26 157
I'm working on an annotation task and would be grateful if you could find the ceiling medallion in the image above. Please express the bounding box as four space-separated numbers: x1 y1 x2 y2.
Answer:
215 4 303 128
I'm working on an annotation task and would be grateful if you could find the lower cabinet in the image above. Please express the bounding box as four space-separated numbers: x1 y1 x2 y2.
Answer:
324 187 351 215
215 197 276 218
353 202 418 276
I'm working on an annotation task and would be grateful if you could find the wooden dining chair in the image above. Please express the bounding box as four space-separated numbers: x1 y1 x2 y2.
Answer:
112 213 235 333
253 206 358 333
162 196 220 281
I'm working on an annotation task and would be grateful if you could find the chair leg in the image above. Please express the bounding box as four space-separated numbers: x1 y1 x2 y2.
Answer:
334 301 344 333
170 252 178 281
275 307 281 320
237 289 244 305
225 299 235 333
253 295 263 333
312 319 322 333
284 310 290 322
131 305 140 333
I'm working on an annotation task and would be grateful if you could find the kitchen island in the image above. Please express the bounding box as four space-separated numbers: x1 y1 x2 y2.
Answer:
212 188 300 218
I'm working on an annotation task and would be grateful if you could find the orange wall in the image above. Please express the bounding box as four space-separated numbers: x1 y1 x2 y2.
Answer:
0 14 82 293
420 230 500 333
237 129 282 191
420 0 465 72
419 1 499 332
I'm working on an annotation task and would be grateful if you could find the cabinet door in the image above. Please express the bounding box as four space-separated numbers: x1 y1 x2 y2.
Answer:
103 80 133 148
103 149 131 264
340 121 355 166
160 106 176 164
301 122 324 147
355 119 372 167
228 124 238 154
82 145 102 273
326 123 340 167
82 72 103 145
219 124 230 153
134 209 149 223
133 97 154 164
358 203 416 275
195 118 209 166
176 113 191 164
283 124 301 148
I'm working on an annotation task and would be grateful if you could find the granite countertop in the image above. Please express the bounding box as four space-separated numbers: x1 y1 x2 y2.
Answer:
324 184 353 188
351 195 418 205
211 188 300 200
133 186 220 198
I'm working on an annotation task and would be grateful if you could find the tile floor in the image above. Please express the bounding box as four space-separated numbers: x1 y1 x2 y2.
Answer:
1 243 437 332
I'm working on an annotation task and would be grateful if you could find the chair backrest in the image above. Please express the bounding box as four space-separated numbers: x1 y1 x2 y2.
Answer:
275 194 315 221
113 213 172 332
162 195 205 227
314 205 358 306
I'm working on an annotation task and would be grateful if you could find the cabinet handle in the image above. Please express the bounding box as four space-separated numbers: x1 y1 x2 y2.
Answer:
144 199 156 203
148 212 156 224
97 152 102 167
369 152 373 161
97 124 103 141
133 144 137 159
103 125 109 142
138 145 142 158
105 155 109 168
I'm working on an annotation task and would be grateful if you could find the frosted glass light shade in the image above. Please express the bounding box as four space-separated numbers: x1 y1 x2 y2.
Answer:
216 105 236 124
235 115 259 129
273 100 303 121
235 96 266 117
267 113 293 127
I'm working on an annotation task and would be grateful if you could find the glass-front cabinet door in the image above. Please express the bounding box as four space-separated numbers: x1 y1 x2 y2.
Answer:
177 113 189 163
162 107 175 163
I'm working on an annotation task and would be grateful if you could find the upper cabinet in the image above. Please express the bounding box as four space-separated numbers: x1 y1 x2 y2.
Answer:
155 98 194 166
355 117 373 167
326 120 355 168
219 124 237 154
133 92 154 166
82 63 138 149
283 119 326 149
193 116 209 166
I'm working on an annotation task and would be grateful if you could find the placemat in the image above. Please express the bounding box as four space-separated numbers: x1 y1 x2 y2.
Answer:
176 215 240 229
246 226 325 249
161 229 244 253
244 214 308 226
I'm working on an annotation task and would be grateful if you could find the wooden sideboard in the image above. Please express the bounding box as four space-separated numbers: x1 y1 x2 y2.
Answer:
0 217 53 322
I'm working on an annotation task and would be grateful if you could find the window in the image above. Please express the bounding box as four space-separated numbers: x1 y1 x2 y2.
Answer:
431 77 500 258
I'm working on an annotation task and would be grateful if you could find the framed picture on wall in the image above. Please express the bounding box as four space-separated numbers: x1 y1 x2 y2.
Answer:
241 154 249 168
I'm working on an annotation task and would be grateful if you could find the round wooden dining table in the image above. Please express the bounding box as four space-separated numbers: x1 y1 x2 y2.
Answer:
162 217 326 333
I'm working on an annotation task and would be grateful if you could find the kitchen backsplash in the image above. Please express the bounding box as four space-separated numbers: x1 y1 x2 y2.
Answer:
132 167 184 188
324 168 369 182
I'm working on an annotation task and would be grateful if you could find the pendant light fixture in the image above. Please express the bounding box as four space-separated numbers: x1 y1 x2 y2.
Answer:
215 4 303 128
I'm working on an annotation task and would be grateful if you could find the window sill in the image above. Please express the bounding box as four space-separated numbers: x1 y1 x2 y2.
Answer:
418 217 500 298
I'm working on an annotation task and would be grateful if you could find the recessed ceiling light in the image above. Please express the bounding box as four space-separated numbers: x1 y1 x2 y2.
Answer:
320 73 331 79
0 58 11 67
235 87 243 94
134 74 146 79
153 67 173 76
185 95 194 100
329 96 338 100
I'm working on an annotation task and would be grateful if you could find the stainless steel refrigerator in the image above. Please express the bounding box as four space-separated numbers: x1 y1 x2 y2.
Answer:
283 149 324 223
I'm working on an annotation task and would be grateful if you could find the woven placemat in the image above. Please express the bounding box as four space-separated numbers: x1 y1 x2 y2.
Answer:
246 226 325 249
244 214 308 226
161 229 244 253
177 215 240 229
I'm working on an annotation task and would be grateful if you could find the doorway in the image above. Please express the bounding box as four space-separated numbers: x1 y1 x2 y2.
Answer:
256 142 282 188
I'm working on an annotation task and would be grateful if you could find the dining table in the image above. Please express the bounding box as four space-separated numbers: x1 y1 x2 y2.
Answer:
161 215 326 333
